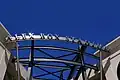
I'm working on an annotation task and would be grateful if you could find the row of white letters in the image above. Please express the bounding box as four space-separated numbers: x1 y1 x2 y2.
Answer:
6 33 106 50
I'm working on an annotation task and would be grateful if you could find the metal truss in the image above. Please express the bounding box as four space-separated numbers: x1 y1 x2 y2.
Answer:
6 33 108 80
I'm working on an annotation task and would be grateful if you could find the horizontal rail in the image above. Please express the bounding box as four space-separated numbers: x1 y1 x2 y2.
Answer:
13 45 100 60
19 58 98 70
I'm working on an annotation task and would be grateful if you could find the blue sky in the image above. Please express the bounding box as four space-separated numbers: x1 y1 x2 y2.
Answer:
0 0 120 79
1 0 120 45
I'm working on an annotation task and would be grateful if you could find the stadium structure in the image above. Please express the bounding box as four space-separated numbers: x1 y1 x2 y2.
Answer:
0 23 120 80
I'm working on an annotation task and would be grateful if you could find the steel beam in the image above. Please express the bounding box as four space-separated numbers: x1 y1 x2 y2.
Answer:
35 66 65 80
60 70 64 80
67 45 86 80
33 69 68 78
75 46 87 80
14 46 99 60
15 46 78 53
35 48 55 58
28 40 34 80
19 58 98 70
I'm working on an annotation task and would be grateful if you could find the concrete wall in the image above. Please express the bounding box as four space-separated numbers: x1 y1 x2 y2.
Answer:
0 41 11 80
95 36 120 80
0 23 28 80
0 23 13 80
93 36 120 80
78 36 120 80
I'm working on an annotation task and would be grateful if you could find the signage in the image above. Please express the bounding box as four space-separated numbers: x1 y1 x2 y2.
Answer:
6 33 107 51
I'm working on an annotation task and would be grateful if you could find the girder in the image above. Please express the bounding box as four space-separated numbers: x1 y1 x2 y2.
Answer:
7 33 106 80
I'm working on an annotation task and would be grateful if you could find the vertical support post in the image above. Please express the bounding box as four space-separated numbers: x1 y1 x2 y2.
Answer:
100 51 102 80
67 55 79 80
74 67 82 80
28 40 34 80
67 45 86 80
60 70 63 80
16 42 20 80
80 53 87 80
75 45 87 80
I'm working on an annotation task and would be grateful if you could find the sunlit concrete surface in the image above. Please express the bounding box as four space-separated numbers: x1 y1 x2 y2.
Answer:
0 23 28 80
78 36 120 80
0 23 12 80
